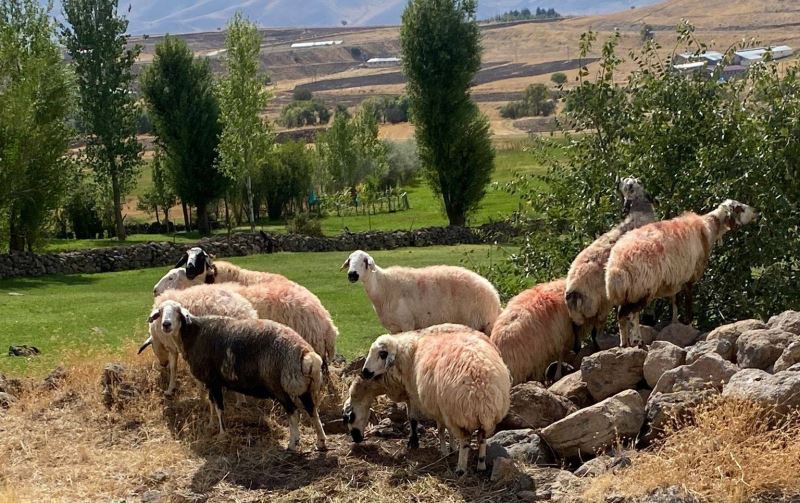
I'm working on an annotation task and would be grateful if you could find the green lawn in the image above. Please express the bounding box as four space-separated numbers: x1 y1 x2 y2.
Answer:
0 244 515 377
43 147 552 252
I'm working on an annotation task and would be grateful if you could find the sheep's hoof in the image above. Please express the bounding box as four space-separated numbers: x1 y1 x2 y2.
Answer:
455 468 466 477
286 443 300 453
407 437 419 449
316 441 328 452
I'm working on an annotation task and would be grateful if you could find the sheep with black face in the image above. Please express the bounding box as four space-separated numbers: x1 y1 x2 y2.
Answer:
342 250 501 335
153 302 327 451
346 324 510 476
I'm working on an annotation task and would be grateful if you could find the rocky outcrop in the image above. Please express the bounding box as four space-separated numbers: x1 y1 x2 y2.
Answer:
655 323 700 347
581 347 647 401
736 328 798 371
548 372 594 409
643 341 687 389
722 368 800 415
652 353 738 395
499 382 577 430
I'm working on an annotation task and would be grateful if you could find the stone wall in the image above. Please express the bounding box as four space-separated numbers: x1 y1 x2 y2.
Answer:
0 221 525 280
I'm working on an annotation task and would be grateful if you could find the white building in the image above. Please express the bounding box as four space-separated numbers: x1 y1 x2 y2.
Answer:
290 40 343 49
734 46 794 66
365 57 402 67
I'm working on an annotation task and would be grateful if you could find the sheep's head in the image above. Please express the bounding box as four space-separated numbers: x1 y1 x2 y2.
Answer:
153 268 197 297
147 300 193 336
619 176 654 213
341 250 376 283
176 247 213 280
342 376 382 444
720 199 760 229
362 334 397 379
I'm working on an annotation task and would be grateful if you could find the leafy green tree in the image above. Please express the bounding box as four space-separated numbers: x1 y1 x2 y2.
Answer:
216 12 273 232
551 72 568 85
500 83 555 118
0 0 75 251
61 0 142 241
140 35 227 235
316 105 387 192
279 99 331 127
137 150 177 226
401 0 495 226
257 141 314 220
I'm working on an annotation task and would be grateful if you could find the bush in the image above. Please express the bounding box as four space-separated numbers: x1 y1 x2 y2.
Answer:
382 139 421 187
279 99 331 128
292 88 312 101
491 27 800 329
551 72 567 85
500 83 556 119
286 213 322 236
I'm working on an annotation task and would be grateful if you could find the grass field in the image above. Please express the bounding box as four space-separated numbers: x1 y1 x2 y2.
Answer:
0 244 516 377
43 145 554 252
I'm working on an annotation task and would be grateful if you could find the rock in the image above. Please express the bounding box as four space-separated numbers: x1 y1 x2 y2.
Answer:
773 341 800 372
639 325 658 345
705 319 767 362
736 328 797 371
44 366 67 389
656 323 700 347
685 337 736 365
637 388 652 404
490 457 520 483
642 486 700 503
8 345 40 357
141 490 164 503
643 342 687 388
0 373 7 393
644 389 717 439
767 310 800 336
540 390 644 458
0 392 16 408
595 332 620 351
581 347 647 401
722 368 800 415
485 429 554 467
652 353 738 395
385 402 408 424
148 469 170 484
574 452 631 478
102 363 136 409
549 372 594 409
529 468 580 503
370 417 405 439
787 363 800 372
516 490 538 502
499 382 577 430
342 356 366 376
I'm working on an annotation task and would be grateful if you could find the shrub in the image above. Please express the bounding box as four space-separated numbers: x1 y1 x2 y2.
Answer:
292 88 312 101
499 83 556 119
286 213 323 236
279 99 331 128
551 72 567 85
382 139 421 187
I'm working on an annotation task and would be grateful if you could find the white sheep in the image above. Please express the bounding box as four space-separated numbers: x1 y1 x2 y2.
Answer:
347 324 511 475
565 177 657 346
342 250 501 335
490 278 576 385
138 285 258 395
154 259 339 368
150 301 327 451
606 199 760 347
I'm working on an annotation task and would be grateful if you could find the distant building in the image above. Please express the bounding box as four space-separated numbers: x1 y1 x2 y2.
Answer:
675 50 723 65
734 46 794 66
365 57 402 67
290 40 343 49
673 61 707 74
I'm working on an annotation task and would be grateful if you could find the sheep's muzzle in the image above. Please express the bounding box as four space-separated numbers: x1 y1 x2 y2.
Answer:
348 271 359 283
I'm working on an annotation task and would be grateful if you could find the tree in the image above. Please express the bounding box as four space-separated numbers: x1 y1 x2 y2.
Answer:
140 35 228 235
137 150 177 226
257 141 314 220
0 0 75 251
500 83 556 118
401 0 495 226
216 12 273 232
640 24 654 42
551 72 568 85
61 0 142 241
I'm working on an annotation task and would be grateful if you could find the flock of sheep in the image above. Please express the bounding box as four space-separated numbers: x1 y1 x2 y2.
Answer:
138 177 759 476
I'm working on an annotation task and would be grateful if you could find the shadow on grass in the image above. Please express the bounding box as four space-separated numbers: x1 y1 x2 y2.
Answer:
0 274 99 290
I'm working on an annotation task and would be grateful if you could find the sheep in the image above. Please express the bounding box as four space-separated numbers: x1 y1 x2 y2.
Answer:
606 199 760 347
138 285 258 396
565 177 657 347
342 250 502 335
347 324 511 475
490 278 576 385
148 301 327 451
154 258 339 369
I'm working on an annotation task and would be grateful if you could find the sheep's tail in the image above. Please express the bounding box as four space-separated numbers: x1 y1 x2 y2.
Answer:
137 336 153 355
565 290 583 312
302 351 324 402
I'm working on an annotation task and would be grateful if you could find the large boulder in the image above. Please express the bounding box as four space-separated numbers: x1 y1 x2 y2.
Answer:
643 341 686 388
548 372 594 409
639 325 659 346
652 353 738 395
736 328 798 371
705 319 767 363
722 368 800 415
685 337 736 365
644 389 717 440
485 429 554 467
540 390 645 458
581 347 647 401
574 452 631 478
499 382 576 430
655 323 700 347
767 310 800 336
773 341 800 373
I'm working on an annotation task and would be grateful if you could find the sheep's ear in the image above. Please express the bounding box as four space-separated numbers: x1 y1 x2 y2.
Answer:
179 307 193 326
175 253 188 268
366 257 376 272
137 336 153 354
386 352 395 368
147 308 161 323
340 258 350 271
204 264 217 284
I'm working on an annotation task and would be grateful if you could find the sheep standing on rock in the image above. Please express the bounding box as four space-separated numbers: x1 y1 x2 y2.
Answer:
154 251 339 368
342 250 501 335
346 324 511 475
491 278 575 385
565 176 657 347
139 285 258 396
606 199 760 347
149 301 327 451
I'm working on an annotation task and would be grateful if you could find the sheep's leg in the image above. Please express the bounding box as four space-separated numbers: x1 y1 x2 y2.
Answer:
671 296 679 324
207 396 215 428
477 429 487 471
630 314 644 348
165 351 178 396
683 283 694 324
208 385 225 436
437 422 449 456
449 429 458 453
286 409 301 452
300 390 327 451
454 430 470 477
617 307 630 347
408 419 419 449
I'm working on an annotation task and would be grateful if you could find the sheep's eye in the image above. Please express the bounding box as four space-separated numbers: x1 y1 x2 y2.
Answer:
379 350 388 360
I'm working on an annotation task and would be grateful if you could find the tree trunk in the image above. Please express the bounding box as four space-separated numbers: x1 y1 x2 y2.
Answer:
246 175 256 232
8 209 24 252
154 204 161 225
224 194 232 237
196 201 210 236
182 201 190 231
110 171 126 240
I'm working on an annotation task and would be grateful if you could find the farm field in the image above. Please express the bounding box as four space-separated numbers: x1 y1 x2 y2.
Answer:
0 244 517 377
